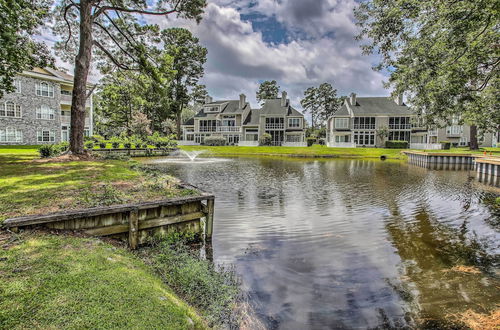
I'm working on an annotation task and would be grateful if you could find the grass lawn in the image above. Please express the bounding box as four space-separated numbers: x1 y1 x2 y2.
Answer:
0 232 206 329
0 146 195 222
180 144 500 159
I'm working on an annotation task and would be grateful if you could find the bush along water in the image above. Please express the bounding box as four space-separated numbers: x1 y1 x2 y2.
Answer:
142 232 241 328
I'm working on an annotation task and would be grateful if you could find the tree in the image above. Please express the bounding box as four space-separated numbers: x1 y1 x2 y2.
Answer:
0 0 54 97
301 83 342 129
256 80 280 103
190 84 208 105
376 126 389 146
130 111 152 137
355 0 499 150
161 28 207 138
53 0 206 155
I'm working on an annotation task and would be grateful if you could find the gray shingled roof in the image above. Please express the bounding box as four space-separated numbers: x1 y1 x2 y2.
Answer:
243 108 260 126
260 98 303 116
334 97 413 117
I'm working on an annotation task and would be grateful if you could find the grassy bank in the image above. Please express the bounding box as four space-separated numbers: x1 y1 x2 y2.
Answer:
0 232 206 329
180 145 500 159
0 147 195 222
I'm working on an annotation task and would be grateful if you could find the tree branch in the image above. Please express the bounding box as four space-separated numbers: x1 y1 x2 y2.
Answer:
93 40 133 70
93 21 138 63
93 3 180 19
63 3 78 49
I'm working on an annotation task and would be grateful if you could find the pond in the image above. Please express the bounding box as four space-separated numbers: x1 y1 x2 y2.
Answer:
147 156 500 329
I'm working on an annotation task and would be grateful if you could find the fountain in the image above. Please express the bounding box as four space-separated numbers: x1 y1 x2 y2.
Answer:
179 150 205 161
144 149 230 165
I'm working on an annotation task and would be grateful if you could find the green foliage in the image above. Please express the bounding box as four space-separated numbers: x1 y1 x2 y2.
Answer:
440 141 452 150
259 133 272 146
130 111 152 137
306 137 317 147
301 83 342 129
123 141 132 149
190 84 208 105
147 237 240 327
79 185 125 208
385 140 409 149
38 144 62 158
147 132 174 148
84 141 95 149
355 0 499 139
256 80 280 103
0 0 54 98
204 136 226 146
99 142 107 149
110 137 121 149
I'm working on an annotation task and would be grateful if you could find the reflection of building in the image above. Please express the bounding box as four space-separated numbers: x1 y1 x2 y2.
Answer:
180 91 306 146
0 68 93 144
326 93 495 148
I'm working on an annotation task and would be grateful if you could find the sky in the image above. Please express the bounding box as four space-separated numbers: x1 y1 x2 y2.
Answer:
40 0 390 112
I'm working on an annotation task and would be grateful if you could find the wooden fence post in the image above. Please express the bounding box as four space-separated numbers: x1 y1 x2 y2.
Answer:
205 199 214 239
128 208 139 249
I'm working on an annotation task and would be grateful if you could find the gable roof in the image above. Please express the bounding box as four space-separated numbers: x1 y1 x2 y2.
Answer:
243 108 260 125
260 98 303 117
334 97 413 117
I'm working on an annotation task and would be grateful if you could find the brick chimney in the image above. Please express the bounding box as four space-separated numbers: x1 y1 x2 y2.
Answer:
239 94 246 109
281 91 287 107
350 92 357 106
394 94 404 106
205 95 213 104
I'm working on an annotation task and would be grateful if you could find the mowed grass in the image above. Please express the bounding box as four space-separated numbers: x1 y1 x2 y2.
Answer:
0 146 192 222
180 144 500 159
0 232 206 329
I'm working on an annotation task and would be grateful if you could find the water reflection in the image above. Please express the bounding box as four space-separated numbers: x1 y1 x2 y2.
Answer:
149 157 499 329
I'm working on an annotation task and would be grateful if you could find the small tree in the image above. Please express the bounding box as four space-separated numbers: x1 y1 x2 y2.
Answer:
376 126 389 146
130 112 152 137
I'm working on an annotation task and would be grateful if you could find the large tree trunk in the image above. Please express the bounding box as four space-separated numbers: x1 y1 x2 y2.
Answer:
70 0 93 155
470 125 479 150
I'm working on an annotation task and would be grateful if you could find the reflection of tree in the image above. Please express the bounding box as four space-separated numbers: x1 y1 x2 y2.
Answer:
385 207 500 326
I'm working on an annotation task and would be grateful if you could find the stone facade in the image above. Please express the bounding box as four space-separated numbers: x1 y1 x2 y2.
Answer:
0 69 93 145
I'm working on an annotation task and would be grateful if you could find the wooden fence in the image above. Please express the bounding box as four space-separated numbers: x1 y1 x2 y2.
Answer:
4 192 215 249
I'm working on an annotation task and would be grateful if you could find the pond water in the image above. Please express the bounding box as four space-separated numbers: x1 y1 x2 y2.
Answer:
147 157 500 329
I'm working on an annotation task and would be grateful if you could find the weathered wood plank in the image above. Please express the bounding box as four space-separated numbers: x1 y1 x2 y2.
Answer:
205 199 215 239
4 195 214 228
128 209 139 250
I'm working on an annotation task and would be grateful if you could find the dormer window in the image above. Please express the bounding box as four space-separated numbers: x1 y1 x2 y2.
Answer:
204 106 219 113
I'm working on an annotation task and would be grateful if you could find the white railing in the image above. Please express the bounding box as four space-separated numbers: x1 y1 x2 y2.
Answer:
265 124 284 129
283 142 307 147
428 129 438 136
353 124 375 129
327 142 356 148
410 143 442 150
389 124 412 129
238 141 259 147
217 126 241 132
61 115 91 126
198 127 217 132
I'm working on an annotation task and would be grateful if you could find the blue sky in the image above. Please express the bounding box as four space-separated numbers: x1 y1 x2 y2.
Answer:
43 0 390 112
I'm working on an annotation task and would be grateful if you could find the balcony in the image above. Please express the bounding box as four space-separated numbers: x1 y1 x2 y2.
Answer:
389 124 411 130
353 124 375 130
60 93 91 107
61 115 91 126
265 123 284 130
428 129 438 136
198 127 217 132
446 126 463 136
217 126 241 133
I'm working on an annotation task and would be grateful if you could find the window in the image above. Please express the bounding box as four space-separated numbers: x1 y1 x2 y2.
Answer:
459 137 468 146
447 125 463 135
335 135 350 143
265 117 284 129
13 79 21 93
61 89 72 95
388 131 410 141
353 117 375 129
199 120 217 132
334 118 349 129
84 128 90 137
37 130 55 142
0 127 23 142
286 134 302 142
204 106 219 113
389 117 411 129
36 105 55 120
353 131 375 145
0 102 22 118
61 126 69 142
288 118 301 128
35 82 54 97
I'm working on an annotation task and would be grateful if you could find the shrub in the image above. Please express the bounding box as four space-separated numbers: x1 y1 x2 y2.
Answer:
58 141 69 152
318 138 326 145
99 142 107 149
110 137 121 149
440 141 451 150
123 141 132 149
259 133 272 146
385 140 409 149
204 136 226 146
84 141 94 149
79 185 125 207
38 144 61 158
306 137 316 147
